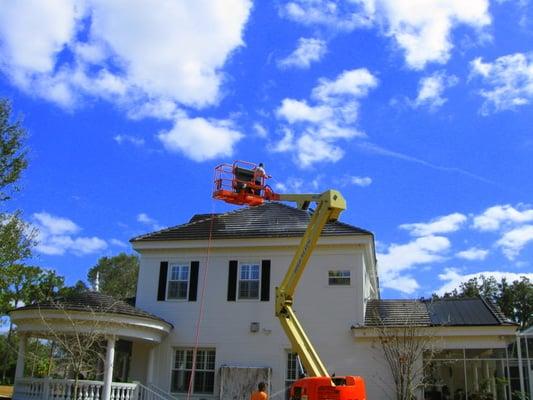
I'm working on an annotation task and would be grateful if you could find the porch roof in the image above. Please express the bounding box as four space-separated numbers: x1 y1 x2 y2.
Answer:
361 297 516 328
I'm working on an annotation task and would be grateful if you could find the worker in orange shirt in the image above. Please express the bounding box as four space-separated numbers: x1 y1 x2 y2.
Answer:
251 382 268 400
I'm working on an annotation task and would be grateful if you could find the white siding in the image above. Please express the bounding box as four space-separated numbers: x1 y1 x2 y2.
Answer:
133 242 370 399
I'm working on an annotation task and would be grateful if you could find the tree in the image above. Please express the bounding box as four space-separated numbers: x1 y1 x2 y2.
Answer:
370 309 438 400
87 253 139 299
0 265 65 382
0 98 27 201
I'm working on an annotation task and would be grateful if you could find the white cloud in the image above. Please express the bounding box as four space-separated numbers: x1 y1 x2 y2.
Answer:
412 71 458 109
114 134 145 146
276 99 333 124
375 0 490 69
436 268 533 296
32 212 107 256
33 212 80 235
496 225 533 259
456 247 489 260
472 204 533 231
470 53 533 114
312 69 378 101
377 235 451 294
137 212 164 231
253 123 268 138
158 117 243 162
350 176 372 187
278 37 327 69
274 68 377 166
281 0 491 70
296 134 344 166
0 0 252 109
110 238 128 247
400 213 467 237
281 1 374 31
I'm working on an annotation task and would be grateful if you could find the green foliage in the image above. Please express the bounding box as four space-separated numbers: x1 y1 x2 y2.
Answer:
87 253 139 299
0 99 27 201
437 275 533 329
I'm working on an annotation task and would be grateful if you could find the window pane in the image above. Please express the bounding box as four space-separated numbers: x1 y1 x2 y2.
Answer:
179 267 189 281
430 350 464 359
328 270 350 285
196 350 205 370
241 265 249 279
186 350 193 370
171 370 191 393
168 282 179 299
424 360 466 400
466 359 507 400
175 350 185 369
250 265 259 280
206 351 216 370
178 282 188 298
171 266 180 281
465 348 506 359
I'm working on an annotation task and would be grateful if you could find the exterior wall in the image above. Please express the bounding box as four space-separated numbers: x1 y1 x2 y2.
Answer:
133 240 370 399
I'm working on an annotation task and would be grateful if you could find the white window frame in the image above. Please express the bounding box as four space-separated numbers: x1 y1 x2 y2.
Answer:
286 351 305 400
167 263 190 300
170 348 216 394
238 262 261 300
328 270 351 286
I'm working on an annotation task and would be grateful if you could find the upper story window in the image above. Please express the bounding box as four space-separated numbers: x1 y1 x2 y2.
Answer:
168 264 189 300
238 263 260 299
328 270 351 286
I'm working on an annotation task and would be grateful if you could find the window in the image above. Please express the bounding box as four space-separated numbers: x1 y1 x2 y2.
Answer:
171 348 216 394
167 264 189 300
238 263 260 299
286 352 305 400
328 270 351 286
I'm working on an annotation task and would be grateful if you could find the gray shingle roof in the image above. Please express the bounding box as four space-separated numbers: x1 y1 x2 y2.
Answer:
12 291 172 326
131 202 372 242
363 297 515 327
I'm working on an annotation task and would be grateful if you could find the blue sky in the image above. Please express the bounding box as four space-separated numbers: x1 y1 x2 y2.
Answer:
0 0 532 298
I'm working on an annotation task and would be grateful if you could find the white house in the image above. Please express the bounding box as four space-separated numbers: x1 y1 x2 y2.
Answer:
10 202 531 400
127 202 524 400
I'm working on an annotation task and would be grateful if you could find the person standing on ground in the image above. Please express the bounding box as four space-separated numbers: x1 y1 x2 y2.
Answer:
251 382 268 400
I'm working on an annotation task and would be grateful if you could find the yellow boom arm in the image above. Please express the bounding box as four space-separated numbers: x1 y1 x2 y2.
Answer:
275 190 346 378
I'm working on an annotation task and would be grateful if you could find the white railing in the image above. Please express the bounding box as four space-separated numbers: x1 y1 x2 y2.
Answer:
14 378 137 400
136 383 175 400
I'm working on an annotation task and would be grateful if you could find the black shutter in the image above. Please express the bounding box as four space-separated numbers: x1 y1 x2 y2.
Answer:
157 261 168 301
261 260 271 301
227 260 238 301
189 261 199 301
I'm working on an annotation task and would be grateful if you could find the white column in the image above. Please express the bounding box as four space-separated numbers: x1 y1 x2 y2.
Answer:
102 336 116 400
146 346 155 385
517 335 526 399
15 334 27 379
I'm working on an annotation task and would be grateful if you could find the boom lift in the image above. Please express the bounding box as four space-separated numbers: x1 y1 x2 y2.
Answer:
213 161 367 400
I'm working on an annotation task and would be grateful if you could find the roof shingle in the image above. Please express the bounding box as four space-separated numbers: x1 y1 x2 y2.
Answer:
363 297 515 327
131 202 372 242
12 291 171 326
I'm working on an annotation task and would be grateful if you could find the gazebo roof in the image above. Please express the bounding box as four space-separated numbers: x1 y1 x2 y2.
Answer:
13 291 170 325
10 291 172 343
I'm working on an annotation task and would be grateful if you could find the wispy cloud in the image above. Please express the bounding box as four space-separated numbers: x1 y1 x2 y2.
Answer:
114 134 145 146
357 142 496 185
137 212 163 231
278 37 327 69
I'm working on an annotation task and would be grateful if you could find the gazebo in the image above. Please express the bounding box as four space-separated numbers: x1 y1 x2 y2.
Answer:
9 292 172 400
